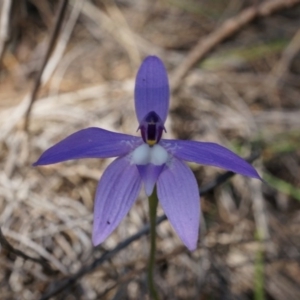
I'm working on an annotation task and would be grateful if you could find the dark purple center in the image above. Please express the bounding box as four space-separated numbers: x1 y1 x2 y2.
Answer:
139 111 165 146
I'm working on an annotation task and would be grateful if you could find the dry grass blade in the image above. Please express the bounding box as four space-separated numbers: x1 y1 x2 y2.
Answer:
0 228 56 275
23 0 69 131
271 28 300 85
1 228 68 275
0 0 12 62
1 1 300 299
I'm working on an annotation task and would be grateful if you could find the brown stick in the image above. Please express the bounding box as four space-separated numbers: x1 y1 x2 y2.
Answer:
171 0 300 91
23 0 69 131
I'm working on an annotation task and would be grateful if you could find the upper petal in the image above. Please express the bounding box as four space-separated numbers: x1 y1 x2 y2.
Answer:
157 157 200 251
92 155 142 246
33 127 142 165
134 56 169 124
161 139 260 179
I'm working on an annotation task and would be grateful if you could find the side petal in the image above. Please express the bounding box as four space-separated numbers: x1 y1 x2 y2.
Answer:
92 156 142 246
136 164 165 196
33 127 142 165
157 158 200 251
161 139 261 179
135 56 169 124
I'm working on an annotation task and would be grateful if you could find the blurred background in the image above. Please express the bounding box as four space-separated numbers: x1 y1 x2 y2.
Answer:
0 0 300 299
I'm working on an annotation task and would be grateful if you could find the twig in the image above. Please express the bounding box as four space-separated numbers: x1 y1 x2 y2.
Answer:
23 0 69 131
98 246 185 299
39 151 260 300
0 0 12 63
0 228 57 275
170 0 300 91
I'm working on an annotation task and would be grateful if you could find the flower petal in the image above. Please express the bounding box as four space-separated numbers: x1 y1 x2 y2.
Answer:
136 164 165 196
135 56 169 124
161 139 261 179
92 156 142 246
33 127 142 166
157 157 200 251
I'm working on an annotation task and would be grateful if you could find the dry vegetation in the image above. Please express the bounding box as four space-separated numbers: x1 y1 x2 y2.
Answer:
1 0 300 299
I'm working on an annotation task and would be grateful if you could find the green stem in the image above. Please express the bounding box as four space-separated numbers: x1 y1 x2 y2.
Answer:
147 187 159 300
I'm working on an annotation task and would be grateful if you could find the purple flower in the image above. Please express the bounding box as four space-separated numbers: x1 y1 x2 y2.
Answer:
34 56 260 251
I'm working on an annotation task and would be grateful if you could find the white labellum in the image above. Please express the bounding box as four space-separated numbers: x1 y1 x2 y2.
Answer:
132 144 169 166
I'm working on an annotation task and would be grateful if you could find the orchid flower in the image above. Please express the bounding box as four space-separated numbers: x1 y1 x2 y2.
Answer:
34 56 260 251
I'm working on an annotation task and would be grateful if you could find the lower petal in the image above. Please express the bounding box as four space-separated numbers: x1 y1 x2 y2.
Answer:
92 156 142 246
157 157 200 251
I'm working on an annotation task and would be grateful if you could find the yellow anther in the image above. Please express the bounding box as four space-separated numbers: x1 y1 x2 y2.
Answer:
147 140 156 146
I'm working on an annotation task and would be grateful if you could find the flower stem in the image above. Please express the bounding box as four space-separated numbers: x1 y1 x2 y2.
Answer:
147 187 159 300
